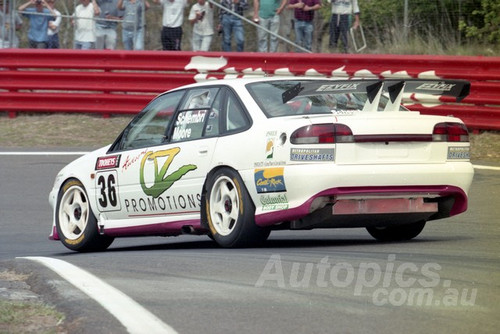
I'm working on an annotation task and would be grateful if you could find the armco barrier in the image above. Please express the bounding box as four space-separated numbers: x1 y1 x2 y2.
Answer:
1 49 499 131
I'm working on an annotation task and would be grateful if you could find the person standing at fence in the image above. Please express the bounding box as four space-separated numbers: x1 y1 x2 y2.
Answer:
1 0 23 48
18 0 56 48
253 0 286 53
73 0 100 49
278 0 293 52
188 0 213 51
154 0 188 51
118 0 149 50
329 0 359 53
287 0 320 52
95 0 122 49
46 0 61 48
218 0 247 52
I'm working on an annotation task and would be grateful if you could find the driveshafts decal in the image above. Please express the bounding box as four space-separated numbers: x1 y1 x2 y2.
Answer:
140 148 197 198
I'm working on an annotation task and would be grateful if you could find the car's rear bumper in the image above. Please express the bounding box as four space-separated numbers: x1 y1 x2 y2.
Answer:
253 161 473 227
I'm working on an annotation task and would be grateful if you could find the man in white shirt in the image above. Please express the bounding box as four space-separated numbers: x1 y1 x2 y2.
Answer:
73 0 100 49
154 0 188 50
329 0 360 53
46 0 61 48
188 0 214 51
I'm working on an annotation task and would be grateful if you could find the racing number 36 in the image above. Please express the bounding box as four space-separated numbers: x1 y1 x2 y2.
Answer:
96 171 121 211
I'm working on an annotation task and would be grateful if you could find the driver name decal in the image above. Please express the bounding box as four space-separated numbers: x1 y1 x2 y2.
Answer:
140 148 197 198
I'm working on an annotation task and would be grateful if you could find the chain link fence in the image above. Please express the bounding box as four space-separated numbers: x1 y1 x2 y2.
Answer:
3 0 309 52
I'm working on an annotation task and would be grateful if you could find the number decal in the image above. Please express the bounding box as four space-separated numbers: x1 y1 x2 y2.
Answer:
97 175 108 208
96 171 121 212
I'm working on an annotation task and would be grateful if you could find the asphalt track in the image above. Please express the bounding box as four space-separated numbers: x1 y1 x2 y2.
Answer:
0 151 499 334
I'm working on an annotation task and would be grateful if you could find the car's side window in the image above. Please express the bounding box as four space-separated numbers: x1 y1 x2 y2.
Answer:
225 90 249 131
116 90 184 151
171 88 220 142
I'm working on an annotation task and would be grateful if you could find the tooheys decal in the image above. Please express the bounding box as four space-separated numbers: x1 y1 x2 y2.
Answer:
140 148 197 198
96 155 121 170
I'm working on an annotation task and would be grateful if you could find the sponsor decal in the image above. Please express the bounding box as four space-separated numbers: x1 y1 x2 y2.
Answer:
331 110 355 116
124 193 201 214
266 131 277 159
254 160 287 168
447 146 470 160
416 82 456 91
316 83 360 92
260 194 289 211
122 149 148 172
96 155 121 170
290 148 334 161
140 148 197 198
255 167 286 193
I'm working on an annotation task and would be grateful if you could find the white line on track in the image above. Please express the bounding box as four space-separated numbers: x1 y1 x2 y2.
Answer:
0 152 89 156
19 256 178 334
2 151 499 170
472 164 500 171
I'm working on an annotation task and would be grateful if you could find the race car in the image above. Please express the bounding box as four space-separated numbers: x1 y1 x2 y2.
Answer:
49 77 474 252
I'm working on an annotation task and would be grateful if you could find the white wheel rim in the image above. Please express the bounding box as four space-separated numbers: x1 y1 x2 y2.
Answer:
209 176 240 236
58 185 89 240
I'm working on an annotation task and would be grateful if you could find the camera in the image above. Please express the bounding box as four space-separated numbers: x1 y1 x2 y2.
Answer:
35 0 42 4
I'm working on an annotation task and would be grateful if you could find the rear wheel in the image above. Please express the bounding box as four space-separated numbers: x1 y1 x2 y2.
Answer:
205 168 270 248
56 179 114 252
366 221 426 242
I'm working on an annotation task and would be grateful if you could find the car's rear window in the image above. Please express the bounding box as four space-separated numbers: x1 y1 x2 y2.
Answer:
246 80 401 118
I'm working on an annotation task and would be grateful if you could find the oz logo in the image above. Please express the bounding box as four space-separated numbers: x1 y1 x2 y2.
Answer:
140 148 197 198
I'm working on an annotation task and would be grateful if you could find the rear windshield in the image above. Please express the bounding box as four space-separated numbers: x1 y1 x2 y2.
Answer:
246 80 403 118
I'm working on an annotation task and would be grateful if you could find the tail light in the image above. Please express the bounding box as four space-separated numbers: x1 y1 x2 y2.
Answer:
291 124 354 144
432 122 469 142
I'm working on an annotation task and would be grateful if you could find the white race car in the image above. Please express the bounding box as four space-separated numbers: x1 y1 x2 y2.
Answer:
49 77 474 252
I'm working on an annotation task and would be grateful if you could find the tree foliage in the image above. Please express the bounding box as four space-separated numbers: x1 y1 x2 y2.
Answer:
459 0 500 43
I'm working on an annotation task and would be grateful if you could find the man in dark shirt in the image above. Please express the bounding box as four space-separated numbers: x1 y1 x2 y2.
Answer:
288 0 320 52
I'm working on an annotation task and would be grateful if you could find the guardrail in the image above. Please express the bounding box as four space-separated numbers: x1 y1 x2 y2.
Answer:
1 49 499 131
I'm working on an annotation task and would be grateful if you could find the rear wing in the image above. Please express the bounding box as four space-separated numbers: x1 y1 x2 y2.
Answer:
282 79 470 112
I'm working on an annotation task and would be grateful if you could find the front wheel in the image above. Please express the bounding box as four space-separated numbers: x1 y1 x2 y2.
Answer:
205 168 270 248
56 179 114 252
366 221 426 242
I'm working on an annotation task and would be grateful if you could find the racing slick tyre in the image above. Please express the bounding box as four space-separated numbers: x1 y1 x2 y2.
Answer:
366 221 426 242
56 179 114 252
205 168 270 248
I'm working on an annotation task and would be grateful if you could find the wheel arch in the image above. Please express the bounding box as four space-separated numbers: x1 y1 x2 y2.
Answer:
200 165 255 230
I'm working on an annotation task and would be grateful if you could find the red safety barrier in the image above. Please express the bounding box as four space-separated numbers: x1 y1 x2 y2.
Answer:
1 49 499 131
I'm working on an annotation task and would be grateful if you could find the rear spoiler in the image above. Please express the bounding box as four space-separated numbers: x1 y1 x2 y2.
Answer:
282 79 470 112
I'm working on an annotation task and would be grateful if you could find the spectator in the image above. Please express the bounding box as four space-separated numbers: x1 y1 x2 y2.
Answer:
278 0 293 52
188 0 214 51
46 0 61 48
118 0 149 50
253 0 286 53
329 0 360 53
18 0 56 48
154 0 188 51
0 0 22 48
218 0 247 52
287 0 320 52
95 0 122 49
73 0 100 49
